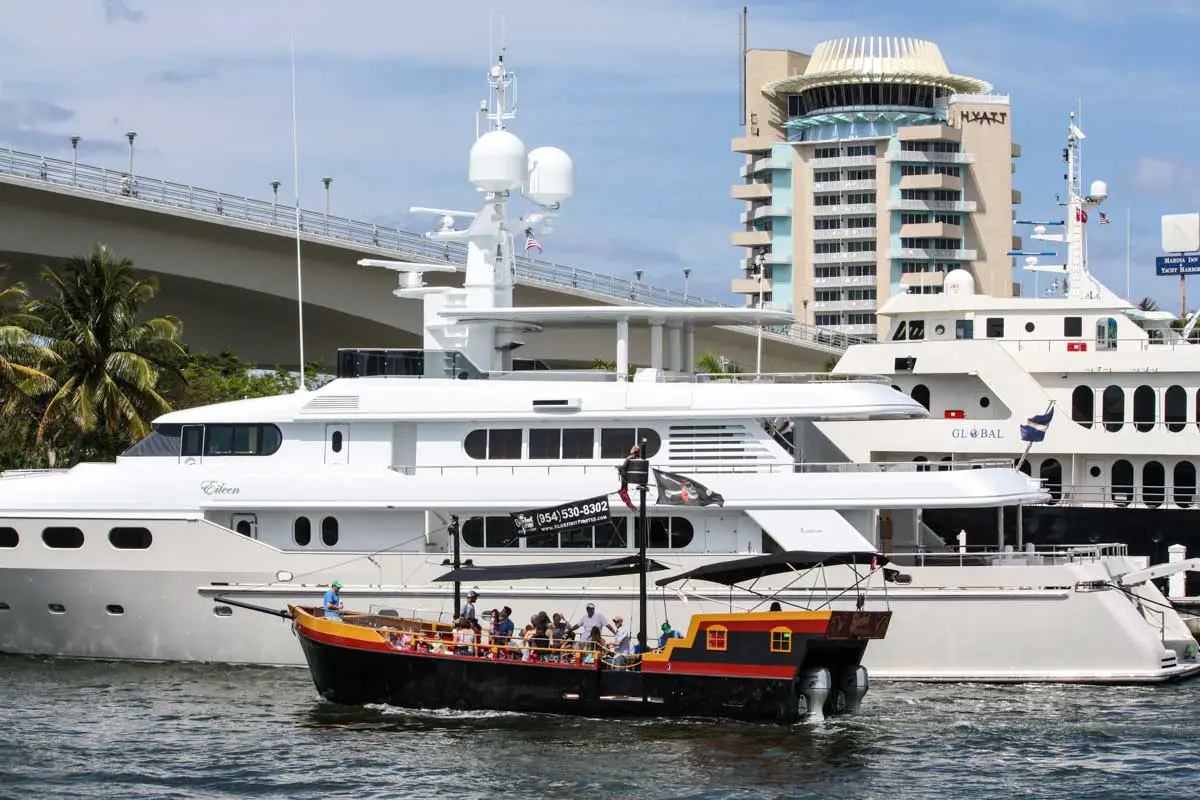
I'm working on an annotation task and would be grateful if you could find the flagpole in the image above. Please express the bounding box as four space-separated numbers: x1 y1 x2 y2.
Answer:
1014 400 1055 472
1125 206 1132 302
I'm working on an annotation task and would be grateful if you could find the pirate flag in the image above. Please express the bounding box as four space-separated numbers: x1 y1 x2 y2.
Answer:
652 469 724 507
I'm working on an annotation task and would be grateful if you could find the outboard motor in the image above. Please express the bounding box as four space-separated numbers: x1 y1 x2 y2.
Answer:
798 667 831 721
839 665 870 714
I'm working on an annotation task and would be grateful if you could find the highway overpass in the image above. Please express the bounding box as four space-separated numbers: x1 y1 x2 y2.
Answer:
0 146 861 372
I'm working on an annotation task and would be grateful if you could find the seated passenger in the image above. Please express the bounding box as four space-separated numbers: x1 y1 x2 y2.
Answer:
582 625 604 665
658 622 682 649
322 580 344 622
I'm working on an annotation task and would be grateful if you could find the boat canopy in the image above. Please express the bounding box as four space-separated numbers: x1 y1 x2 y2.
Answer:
656 550 886 587
433 555 670 583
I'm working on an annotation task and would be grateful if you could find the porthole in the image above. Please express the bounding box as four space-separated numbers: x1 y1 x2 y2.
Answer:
48 603 66 614
294 516 312 547
0 527 16 547
235 520 252 536
42 527 83 549
109 527 152 549
214 605 233 617
934 324 946 336
1024 321 1035 333
0 602 10 611
331 431 343 454
1089 465 1102 478
321 516 339 546
105 604 125 615
979 397 990 408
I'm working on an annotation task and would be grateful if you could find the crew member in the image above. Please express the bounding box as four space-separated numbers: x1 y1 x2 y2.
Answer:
323 580 344 622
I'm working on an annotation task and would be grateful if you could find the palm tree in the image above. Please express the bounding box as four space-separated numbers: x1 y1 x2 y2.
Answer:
695 353 743 379
1137 297 1160 312
29 245 185 463
0 265 55 411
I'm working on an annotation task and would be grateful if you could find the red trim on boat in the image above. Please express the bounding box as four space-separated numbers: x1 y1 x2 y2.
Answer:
640 660 797 679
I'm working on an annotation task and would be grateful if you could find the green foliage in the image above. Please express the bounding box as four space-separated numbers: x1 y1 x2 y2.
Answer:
823 355 840 373
695 353 743 376
162 350 307 409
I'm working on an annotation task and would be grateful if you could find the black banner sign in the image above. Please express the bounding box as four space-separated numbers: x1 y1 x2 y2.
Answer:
510 495 612 536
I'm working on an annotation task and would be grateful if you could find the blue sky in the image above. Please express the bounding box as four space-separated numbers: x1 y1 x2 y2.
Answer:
1 0 1198 309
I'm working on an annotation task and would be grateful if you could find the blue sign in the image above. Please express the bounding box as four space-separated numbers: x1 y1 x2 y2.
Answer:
1156 254 1200 276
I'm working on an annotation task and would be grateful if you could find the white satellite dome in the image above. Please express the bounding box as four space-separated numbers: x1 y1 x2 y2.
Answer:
943 269 976 296
525 146 575 206
1088 180 1108 201
469 130 527 192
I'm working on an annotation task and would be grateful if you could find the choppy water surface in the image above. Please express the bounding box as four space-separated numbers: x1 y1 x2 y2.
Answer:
1 656 1198 799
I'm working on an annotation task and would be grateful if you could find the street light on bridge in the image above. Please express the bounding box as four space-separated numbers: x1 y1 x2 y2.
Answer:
683 267 691 303
322 176 332 234
124 130 137 197
270 180 282 224
69 135 80 186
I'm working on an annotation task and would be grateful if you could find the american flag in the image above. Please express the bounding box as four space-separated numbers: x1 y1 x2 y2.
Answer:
524 228 542 255
1098 211 1110 225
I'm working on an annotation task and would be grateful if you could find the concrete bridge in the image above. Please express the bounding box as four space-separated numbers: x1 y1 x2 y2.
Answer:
0 147 860 372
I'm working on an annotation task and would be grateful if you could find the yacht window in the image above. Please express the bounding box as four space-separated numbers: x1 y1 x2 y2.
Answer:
1039 459 1062 503
1174 462 1196 508
955 319 973 339
562 428 594 459
464 429 523 460
1165 386 1187 433
121 423 182 457
1133 386 1156 433
0 527 16 548
595 518 628 548
331 431 343 454
464 430 487 459
462 516 520 548
106 605 124 615
1071 386 1094 429
1064 317 1082 337
294 517 312 546
1024 322 1035 333
647 517 695 549
907 320 925 341
1096 317 1118 351
203 424 282 456
1111 459 1134 506
1143 461 1165 508
892 322 907 341
600 428 661 459
706 625 728 651
913 456 930 473
1089 465 1102 478
1102 386 1124 432
235 520 253 536
911 384 930 411
529 429 561 459
108 527 152 550
321 517 339 546
181 425 203 457
561 526 594 548
528 428 594 460
42 527 84 549
934 324 945 336
985 318 1004 338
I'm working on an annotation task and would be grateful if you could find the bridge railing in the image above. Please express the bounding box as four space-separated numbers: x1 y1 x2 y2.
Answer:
0 146 871 354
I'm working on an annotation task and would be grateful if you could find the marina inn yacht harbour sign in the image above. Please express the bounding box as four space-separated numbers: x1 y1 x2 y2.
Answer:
0 55 1196 685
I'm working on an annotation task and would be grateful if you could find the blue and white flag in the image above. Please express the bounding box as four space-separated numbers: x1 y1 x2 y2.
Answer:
1019 407 1054 443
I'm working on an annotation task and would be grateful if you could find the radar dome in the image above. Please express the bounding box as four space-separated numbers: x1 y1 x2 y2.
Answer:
525 146 574 206
1088 180 1108 201
469 130 527 192
943 269 976 296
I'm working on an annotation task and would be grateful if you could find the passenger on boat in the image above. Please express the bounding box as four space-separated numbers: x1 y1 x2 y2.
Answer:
460 590 479 631
581 626 604 665
658 622 681 649
611 616 631 666
496 606 515 646
322 580 344 622
769 601 782 612
520 624 535 660
571 603 609 647
551 613 571 647
453 619 476 655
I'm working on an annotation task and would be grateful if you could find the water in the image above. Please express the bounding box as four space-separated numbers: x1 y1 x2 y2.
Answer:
2 655 1198 799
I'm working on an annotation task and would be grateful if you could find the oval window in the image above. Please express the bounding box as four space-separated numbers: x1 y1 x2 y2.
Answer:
0 527 17 548
331 431 343 454
42 527 83 549
109 527 152 549
911 384 930 410
321 516 339 546
294 516 312 546
105 604 125 615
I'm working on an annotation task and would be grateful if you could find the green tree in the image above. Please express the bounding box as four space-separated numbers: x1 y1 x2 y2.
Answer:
1137 297 1160 312
695 353 743 375
29 245 185 464
0 265 55 410
160 350 328 410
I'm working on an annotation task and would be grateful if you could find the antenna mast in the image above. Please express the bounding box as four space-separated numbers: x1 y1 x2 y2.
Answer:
290 35 306 391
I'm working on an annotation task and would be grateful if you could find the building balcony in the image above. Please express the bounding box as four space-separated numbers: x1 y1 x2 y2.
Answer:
731 277 772 295
1012 235 1023 250
812 299 877 312
740 157 777 177
731 182 773 200
898 222 964 239
812 179 876 193
731 136 775 155
808 155 876 169
898 173 963 192
899 271 947 286
887 247 977 261
825 323 877 336
811 227 877 242
898 125 962 143
1012 188 1022 205
812 250 878 264
732 230 773 247
812 274 876 288
739 204 791 223
885 150 975 164
737 253 791 270
1012 142 1022 158
811 203 877 217
888 198 977 213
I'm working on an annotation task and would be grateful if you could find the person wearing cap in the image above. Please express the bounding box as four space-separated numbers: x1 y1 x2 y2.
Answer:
571 602 609 648
460 590 480 632
610 615 632 666
658 622 681 649
323 580 344 622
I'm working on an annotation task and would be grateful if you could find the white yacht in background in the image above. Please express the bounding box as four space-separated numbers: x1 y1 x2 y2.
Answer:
0 61 1195 683
817 114 1200 596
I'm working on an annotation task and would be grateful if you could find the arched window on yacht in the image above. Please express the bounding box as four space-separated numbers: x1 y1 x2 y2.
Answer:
647 517 695 549
1111 459 1134 507
1174 461 1196 508
321 517 339 547
1018 461 1031 476
1143 461 1166 508
294 517 311 547
1038 459 1062 503
911 384 930 411
1071 386 1094 429
1102 386 1124 432
913 456 929 473
1165 386 1188 433
938 456 953 472
1132 386 1156 433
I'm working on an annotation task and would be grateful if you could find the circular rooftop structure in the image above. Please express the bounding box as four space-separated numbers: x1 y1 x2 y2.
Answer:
763 37 991 97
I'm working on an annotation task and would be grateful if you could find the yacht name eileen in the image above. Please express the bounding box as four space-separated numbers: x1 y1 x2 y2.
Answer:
200 480 241 496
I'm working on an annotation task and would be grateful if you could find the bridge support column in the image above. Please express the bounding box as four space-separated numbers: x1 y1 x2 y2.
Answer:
650 323 663 371
616 318 629 381
668 325 682 372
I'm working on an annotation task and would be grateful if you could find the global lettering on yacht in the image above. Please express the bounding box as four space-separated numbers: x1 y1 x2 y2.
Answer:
950 427 1003 440
200 480 240 496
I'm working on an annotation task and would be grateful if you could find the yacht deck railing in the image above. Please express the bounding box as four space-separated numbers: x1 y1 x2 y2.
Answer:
386 458 1017 477
0 146 870 355
886 542 1128 567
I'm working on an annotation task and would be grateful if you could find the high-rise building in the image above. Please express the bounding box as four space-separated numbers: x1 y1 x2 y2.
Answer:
731 38 1022 339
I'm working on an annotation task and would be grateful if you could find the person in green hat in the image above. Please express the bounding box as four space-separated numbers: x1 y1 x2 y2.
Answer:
323 580 344 622
658 621 681 649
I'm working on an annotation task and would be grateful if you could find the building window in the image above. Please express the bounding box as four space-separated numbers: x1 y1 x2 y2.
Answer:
108 527 152 550
1165 386 1187 432
845 240 876 253
813 170 839 182
815 290 840 302
294 517 312 547
321 517 339 547
1071 386 1094 429
1102 386 1124 432
1174 462 1196 508
770 627 792 653
1133 386 1156 432
846 313 876 326
42 527 83 549
202 424 284 457
1039 459 1063 503
706 625 728 651
814 146 839 159
847 264 876 277
464 428 522 460
846 144 877 157
847 288 876 301
814 242 841 254
814 218 841 230
1143 461 1165 508
1111 459 1134 506
815 314 840 326
0 527 17 548
1064 317 1082 337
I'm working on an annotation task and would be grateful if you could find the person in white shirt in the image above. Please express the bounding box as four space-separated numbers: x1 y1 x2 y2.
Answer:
572 603 610 648
610 615 631 666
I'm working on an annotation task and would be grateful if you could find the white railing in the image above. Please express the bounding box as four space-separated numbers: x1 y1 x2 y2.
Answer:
386 457 1011 477
812 274 876 288
885 150 975 164
811 299 876 312
812 203 876 217
886 247 977 261
809 155 876 168
812 251 878 264
888 199 977 213
0 145 872 353
810 227 877 241
886 542 1128 567
812 179 876 193
1006 337 1198 353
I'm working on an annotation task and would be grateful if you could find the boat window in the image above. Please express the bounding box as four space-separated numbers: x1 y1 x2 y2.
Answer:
955 319 973 340
706 625 728 652
985 318 1004 338
0 527 16 548
1165 386 1187 433
1018 460 1031 476
770 627 792 653
181 425 203 457
1102 386 1124 432
321 517 339 546
1174 462 1196 508
462 516 520 548
464 430 487 459
529 429 561 459
1039 459 1062 503
214 605 233 617
1143 461 1165 508
562 428 594 459
42 527 83 549
595 518 628 548
121 423 182 457
331 431 343 454
1064 317 1082 337
910 384 930 411
600 428 661 459
464 429 522 460
202 424 283 456
1071 386 1093 429
1111 459 1134 506
294 517 312 547
1132 386 1156 432
108 527 152 550
938 456 953 472
647 517 695 549
106 605 124 615
1096 317 1118 351
907 320 925 341
913 456 930 473
48 604 66 614
891 322 907 341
